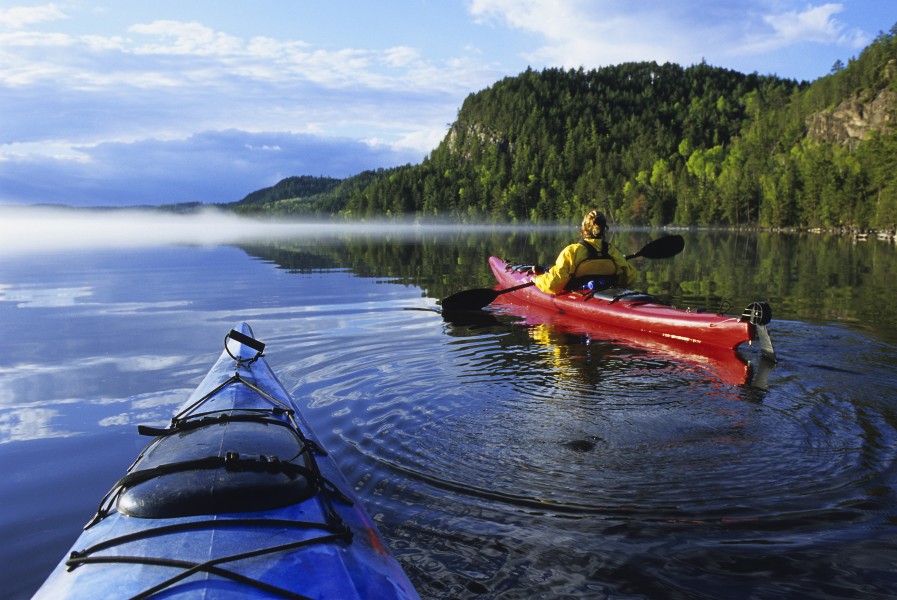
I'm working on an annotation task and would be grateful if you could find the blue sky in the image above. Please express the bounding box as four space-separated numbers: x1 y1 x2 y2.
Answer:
0 1 893 206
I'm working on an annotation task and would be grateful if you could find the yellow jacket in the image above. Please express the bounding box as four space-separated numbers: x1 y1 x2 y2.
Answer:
533 237 635 294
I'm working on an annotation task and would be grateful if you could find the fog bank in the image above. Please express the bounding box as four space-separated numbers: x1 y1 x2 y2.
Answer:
0 206 530 255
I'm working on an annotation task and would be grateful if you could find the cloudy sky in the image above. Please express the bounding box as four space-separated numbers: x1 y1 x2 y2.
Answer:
0 1 892 206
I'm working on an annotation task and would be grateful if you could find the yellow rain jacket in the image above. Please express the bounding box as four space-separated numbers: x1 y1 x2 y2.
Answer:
533 237 635 294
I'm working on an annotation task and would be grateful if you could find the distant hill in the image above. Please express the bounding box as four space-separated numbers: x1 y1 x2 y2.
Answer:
227 172 392 217
231 24 897 230
226 175 341 213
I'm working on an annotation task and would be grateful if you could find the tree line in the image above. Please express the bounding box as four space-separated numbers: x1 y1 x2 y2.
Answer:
232 24 897 231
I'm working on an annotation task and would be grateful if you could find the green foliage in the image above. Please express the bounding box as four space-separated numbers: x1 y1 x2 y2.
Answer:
230 175 341 211
230 24 897 230
227 172 387 217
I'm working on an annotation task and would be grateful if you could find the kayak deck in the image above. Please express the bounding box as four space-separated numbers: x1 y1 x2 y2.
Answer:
34 324 419 600
489 256 775 358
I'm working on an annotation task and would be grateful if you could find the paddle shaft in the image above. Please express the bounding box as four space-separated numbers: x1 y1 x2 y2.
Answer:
494 280 535 296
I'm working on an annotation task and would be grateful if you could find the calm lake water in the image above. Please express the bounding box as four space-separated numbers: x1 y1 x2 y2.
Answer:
2 210 896 599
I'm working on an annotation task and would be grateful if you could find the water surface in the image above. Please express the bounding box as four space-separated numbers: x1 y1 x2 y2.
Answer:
2 213 896 599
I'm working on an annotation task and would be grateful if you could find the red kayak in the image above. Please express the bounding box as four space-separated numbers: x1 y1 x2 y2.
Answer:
487 256 775 360
490 293 762 386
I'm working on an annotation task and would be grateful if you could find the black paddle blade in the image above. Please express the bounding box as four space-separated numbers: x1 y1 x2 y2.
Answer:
440 288 499 312
630 234 684 259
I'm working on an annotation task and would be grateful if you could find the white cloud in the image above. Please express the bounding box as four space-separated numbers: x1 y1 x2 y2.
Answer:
0 3 67 29
467 0 872 69
129 20 244 56
750 3 871 52
389 125 451 155
468 0 711 67
0 18 470 94
384 45 423 68
0 10 485 204
0 14 486 111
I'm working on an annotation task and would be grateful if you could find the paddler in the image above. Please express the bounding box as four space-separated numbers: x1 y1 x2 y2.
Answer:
532 209 635 293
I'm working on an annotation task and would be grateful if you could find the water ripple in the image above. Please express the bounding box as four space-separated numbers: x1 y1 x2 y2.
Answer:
261 304 897 598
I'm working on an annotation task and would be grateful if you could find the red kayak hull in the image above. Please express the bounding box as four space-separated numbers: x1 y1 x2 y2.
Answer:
488 256 756 355
492 292 755 386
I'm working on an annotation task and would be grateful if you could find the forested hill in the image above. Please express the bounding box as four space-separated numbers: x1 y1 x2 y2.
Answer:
232 25 897 230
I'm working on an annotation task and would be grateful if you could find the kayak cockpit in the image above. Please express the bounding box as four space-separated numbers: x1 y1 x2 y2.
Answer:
117 415 319 519
85 330 339 527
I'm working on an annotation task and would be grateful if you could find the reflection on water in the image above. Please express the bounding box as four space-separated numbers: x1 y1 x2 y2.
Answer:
0 284 94 308
238 226 897 343
2 223 897 599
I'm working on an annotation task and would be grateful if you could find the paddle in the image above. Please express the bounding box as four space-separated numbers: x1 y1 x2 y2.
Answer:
440 234 684 312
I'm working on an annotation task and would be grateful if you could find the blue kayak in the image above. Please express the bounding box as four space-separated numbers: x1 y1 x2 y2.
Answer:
34 323 420 600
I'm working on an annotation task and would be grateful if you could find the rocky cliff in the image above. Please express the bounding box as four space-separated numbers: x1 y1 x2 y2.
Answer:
806 86 896 147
